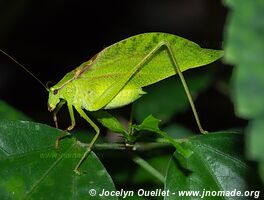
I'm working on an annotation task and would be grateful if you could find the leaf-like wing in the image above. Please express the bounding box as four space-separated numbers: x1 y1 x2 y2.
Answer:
82 32 223 88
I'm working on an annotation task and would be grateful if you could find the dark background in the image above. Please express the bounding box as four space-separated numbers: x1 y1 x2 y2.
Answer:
0 0 245 131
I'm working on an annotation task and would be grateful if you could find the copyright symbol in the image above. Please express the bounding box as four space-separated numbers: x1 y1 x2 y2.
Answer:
89 189 96 196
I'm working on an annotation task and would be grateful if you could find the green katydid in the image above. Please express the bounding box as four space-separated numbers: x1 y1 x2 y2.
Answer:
1 32 223 174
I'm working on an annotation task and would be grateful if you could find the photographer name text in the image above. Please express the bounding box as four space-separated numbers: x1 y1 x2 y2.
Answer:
98 189 168 198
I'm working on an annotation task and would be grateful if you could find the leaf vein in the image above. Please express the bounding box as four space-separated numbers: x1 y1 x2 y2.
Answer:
0 146 55 161
192 147 227 197
0 146 10 156
23 143 75 199
197 143 247 169
72 172 77 200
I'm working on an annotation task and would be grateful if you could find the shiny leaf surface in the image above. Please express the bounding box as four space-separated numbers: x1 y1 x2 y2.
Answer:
0 120 117 200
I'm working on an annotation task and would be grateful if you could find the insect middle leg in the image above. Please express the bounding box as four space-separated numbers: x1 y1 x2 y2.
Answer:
74 106 100 175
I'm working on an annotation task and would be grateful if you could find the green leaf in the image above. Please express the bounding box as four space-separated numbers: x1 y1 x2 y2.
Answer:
90 110 127 135
165 132 263 200
134 71 212 122
224 0 264 181
133 115 192 158
0 100 31 121
132 155 171 185
224 0 264 66
232 65 264 118
246 116 264 161
224 0 264 118
133 156 165 183
0 120 117 200
133 115 162 133
260 162 264 181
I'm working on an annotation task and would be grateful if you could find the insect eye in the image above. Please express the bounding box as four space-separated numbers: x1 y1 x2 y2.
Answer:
53 89 58 95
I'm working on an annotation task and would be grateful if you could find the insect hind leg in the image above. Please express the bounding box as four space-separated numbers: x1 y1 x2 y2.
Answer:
161 41 207 134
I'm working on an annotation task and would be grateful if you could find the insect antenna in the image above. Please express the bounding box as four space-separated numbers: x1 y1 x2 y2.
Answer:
0 49 49 91
46 81 56 89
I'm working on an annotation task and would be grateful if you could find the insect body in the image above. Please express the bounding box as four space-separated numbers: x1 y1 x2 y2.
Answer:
48 33 223 114
48 71 145 111
1 32 224 174
48 32 223 174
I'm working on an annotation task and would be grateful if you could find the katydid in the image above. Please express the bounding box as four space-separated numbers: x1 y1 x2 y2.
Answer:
1 32 223 174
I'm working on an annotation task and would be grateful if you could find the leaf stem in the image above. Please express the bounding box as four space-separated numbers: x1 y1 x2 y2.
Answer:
133 156 165 183
92 141 171 151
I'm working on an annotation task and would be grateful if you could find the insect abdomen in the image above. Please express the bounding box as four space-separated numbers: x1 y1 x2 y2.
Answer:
104 85 146 109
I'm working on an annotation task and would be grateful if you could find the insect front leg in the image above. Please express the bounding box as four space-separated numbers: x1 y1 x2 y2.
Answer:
55 103 76 149
53 100 66 128
74 106 100 175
